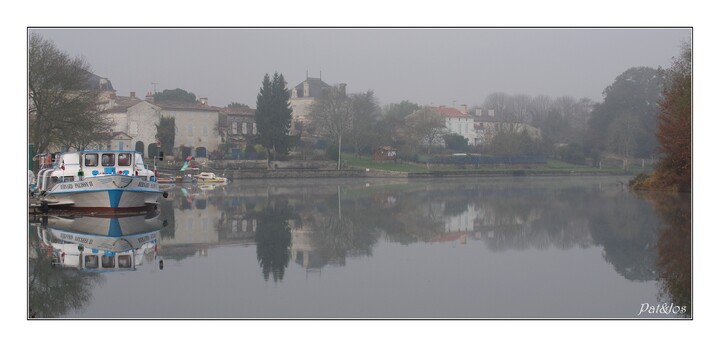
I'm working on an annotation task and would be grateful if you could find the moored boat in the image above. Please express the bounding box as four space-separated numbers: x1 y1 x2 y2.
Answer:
34 151 165 210
195 172 228 184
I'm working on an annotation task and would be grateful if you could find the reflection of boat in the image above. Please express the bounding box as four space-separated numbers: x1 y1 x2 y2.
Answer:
39 212 163 271
34 151 164 210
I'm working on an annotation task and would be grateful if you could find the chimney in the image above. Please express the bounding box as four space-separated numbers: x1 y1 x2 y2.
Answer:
303 81 310 97
130 91 136 98
460 104 467 114
145 92 154 103
339 83 347 96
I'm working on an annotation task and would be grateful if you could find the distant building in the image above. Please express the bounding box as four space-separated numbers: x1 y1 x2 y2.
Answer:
218 106 257 158
474 113 542 146
429 105 478 146
153 97 221 159
289 75 339 134
373 146 398 161
102 92 162 156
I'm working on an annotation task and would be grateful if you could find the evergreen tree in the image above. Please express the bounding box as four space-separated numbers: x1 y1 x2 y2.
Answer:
255 72 294 168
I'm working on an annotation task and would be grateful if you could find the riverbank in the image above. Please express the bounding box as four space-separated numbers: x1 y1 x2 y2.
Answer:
158 167 639 180
156 157 645 180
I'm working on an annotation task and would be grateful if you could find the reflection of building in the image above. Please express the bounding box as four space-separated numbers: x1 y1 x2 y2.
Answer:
444 203 480 233
161 195 224 252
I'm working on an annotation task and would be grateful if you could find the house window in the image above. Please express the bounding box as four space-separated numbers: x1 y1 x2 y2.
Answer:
252 123 257 135
84 153 99 167
118 141 124 150
101 153 115 166
232 122 238 134
242 122 248 134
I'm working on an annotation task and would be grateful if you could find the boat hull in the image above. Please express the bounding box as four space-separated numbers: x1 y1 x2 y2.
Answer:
45 175 161 210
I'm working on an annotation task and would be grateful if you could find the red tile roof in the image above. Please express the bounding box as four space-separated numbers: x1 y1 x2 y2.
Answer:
431 106 471 118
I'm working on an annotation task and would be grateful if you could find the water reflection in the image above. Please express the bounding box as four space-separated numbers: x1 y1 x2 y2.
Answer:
639 192 692 317
31 178 691 318
28 211 166 317
155 179 666 282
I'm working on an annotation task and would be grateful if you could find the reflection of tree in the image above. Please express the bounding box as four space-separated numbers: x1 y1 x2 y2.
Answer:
641 192 691 317
303 190 381 267
587 191 659 281
254 200 292 282
28 228 103 318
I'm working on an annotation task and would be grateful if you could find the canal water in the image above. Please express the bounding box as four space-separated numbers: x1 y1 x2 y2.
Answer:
27 176 691 318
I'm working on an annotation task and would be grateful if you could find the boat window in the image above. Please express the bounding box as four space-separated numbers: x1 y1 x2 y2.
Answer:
117 255 132 268
101 153 115 166
118 153 132 166
61 154 80 165
101 255 115 268
85 255 99 269
84 153 99 167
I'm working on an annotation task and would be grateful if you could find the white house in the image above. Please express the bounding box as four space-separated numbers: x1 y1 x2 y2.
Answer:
430 105 477 145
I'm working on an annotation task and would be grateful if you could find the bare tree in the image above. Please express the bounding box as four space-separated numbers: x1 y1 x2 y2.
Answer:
29 33 107 153
482 92 512 118
529 95 552 123
508 94 532 123
402 107 446 156
608 111 640 171
349 90 381 157
309 85 354 170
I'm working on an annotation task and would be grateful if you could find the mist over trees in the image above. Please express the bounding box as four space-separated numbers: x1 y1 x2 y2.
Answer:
586 67 664 164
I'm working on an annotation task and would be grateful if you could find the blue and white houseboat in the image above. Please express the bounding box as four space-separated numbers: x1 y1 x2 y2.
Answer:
35 151 164 210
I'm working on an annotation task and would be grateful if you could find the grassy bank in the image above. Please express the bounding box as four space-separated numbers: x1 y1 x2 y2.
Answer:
344 155 641 175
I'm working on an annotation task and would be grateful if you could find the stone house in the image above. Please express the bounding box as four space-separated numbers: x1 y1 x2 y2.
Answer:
101 92 162 156
154 97 222 159
218 106 257 158
289 76 344 135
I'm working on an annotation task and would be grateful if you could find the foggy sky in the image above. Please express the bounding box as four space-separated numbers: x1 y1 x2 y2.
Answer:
32 28 690 108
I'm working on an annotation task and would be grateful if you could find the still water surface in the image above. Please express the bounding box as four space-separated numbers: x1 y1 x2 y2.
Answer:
28 176 691 318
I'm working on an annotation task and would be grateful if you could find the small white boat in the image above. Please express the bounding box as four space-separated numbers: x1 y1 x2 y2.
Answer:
35 151 165 210
39 212 163 271
195 172 228 184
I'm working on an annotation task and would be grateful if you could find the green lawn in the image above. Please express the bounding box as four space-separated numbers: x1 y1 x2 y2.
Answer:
344 155 633 174
343 155 431 173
